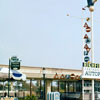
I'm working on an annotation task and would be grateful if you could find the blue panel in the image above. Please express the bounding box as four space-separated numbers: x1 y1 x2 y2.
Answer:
47 92 60 100
47 92 51 100
87 0 94 7
13 73 22 77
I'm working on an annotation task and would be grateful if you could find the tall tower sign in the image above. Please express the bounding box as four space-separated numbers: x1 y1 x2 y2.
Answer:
82 0 98 79
82 0 98 100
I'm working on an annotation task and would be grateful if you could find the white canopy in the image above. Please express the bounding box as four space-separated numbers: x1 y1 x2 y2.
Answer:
0 68 26 81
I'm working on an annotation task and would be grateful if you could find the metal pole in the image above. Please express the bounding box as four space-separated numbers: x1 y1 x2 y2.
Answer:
3 79 4 97
43 74 45 100
81 17 85 100
91 11 95 100
58 81 59 92
30 79 32 97
92 79 94 100
40 80 41 98
82 79 84 100
91 12 94 63
8 58 10 97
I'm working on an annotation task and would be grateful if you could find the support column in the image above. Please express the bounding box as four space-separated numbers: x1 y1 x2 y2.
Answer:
40 80 42 98
58 81 59 92
92 79 94 100
91 11 94 100
30 79 32 97
46 80 51 100
82 79 84 100
3 80 4 97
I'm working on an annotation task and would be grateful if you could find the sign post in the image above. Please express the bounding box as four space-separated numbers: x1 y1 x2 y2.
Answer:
8 56 21 97
8 58 10 97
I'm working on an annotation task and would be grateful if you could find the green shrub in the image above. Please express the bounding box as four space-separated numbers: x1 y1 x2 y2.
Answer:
18 95 37 100
24 95 37 100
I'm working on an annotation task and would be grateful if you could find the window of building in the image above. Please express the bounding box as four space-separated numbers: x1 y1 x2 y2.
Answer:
31 80 41 98
95 81 100 92
51 81 58 92
59 81 66 93
66 82 68 92
69 82 74 92
84 80 91 87
76 81 82 92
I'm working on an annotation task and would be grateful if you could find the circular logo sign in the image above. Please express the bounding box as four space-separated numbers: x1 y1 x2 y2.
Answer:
86 27 91 32
85 38 91 44
84 56 90 62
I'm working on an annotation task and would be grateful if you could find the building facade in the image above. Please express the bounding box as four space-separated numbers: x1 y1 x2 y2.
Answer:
0 65 100 100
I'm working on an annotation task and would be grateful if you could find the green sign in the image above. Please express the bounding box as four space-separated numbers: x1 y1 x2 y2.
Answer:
10 56 20 70
11 62 20 70
83 62 100 68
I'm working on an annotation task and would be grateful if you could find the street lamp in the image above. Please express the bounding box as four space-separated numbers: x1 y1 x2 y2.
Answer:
42 67 46 100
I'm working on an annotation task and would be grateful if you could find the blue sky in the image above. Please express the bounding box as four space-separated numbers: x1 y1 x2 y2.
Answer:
0 0 100 69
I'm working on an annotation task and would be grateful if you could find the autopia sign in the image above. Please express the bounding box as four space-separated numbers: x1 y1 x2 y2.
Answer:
82 62 100 79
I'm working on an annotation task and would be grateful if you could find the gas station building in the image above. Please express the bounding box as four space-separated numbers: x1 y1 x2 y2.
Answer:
0 64 100 100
